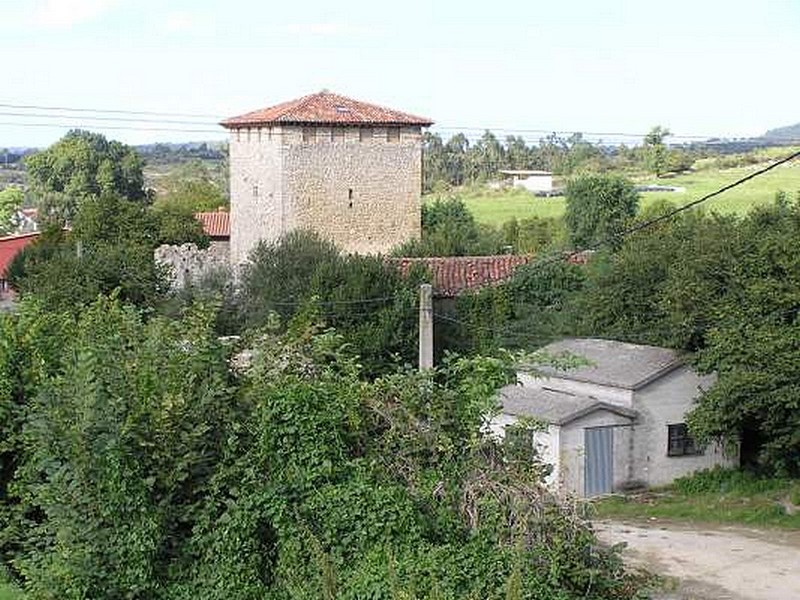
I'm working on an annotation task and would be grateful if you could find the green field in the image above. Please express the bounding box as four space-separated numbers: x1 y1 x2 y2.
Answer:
442 154 800 227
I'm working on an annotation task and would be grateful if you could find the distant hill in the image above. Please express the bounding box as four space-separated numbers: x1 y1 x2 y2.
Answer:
762 123 800 142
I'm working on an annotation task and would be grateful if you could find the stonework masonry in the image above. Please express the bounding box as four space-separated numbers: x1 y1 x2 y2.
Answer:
155 241 230 290
229 125 423 265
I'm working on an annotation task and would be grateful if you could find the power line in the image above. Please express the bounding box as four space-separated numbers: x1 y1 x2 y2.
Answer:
580 147 800 252
0 121 226 135
432 126 715 141
0 111 220 127
267 295 406 308
430 148 800 345
0 102 223 120
1 100 794 145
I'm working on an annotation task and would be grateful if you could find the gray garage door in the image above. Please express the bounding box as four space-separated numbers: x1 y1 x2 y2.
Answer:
585 427 614 496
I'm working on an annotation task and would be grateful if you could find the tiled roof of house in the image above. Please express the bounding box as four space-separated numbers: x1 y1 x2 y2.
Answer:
391 255 532 297
530 338 683 390
195 210 230 239
0 232 40 278
221 91 434 128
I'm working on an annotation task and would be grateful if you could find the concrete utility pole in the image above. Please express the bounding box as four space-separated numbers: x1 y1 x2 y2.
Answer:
418 284 433 370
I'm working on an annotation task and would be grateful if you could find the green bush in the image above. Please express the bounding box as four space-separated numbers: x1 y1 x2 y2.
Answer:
0 297 642 599
395 197 504 257
671 467 790 495
564 174 639 249
241 230 425 375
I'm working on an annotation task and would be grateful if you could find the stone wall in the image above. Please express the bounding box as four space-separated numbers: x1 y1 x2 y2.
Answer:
155 241 230 290
228 124 422 264
229 126 285 266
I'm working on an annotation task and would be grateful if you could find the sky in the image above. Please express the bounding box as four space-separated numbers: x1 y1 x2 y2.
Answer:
1 0 798 147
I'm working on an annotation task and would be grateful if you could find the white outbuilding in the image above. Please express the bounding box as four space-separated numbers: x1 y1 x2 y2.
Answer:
489 338 737 497
498 169 553 193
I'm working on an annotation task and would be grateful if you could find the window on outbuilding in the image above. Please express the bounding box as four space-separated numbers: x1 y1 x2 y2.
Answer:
667 423 702 457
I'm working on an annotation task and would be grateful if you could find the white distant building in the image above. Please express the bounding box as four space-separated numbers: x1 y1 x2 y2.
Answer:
498 169 553 193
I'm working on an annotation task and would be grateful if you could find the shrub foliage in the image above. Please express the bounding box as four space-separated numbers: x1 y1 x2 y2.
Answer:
0 297 641 599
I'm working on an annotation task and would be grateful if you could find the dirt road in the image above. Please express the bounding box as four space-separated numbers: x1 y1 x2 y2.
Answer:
596 520 800 600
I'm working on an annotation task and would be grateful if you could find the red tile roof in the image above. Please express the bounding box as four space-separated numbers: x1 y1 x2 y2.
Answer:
195 210 230 239
391 255 532 297
221 91 434 128
0 232 40 279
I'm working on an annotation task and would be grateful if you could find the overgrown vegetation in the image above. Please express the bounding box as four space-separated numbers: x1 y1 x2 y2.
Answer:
241 230 427 376
0 297 646 599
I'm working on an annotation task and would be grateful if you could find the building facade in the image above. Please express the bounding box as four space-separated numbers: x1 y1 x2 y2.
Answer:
489 338 738 497
221 91 433 264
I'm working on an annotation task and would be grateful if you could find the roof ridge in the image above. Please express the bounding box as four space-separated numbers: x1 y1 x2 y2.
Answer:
221 91 433 128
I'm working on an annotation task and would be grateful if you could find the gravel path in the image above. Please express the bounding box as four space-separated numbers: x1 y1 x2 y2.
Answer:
596 520 800 600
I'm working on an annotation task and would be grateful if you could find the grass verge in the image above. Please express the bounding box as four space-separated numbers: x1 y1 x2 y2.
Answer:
592 468 800 529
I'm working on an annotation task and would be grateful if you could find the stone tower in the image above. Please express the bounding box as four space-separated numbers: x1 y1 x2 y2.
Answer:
221 90 433 265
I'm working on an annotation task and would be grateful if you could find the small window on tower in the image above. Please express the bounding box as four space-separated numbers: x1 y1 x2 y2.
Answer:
387 128 400 142
331 128 345 142
348 188 354 208
359 128 372 142
252 184 259 198
302 127 316 143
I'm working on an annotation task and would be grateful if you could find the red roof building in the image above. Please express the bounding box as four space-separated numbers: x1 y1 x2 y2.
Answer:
0 232 40 296
221 90 433 128
391 255 532 298
195 209 230 240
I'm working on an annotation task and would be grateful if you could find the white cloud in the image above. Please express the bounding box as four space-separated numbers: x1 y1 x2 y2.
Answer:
31 0 120 29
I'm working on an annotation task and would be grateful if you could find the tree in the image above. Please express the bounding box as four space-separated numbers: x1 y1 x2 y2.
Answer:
444 133 469 186
241 230 425 375
25 130 147 224
643 125 672 177
687 199 800 473
8 195 172 313
421 132 448 192
466 130 503 182
152 160 228 213
0 187 23 234
394 197 503 257
564 174 639 249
